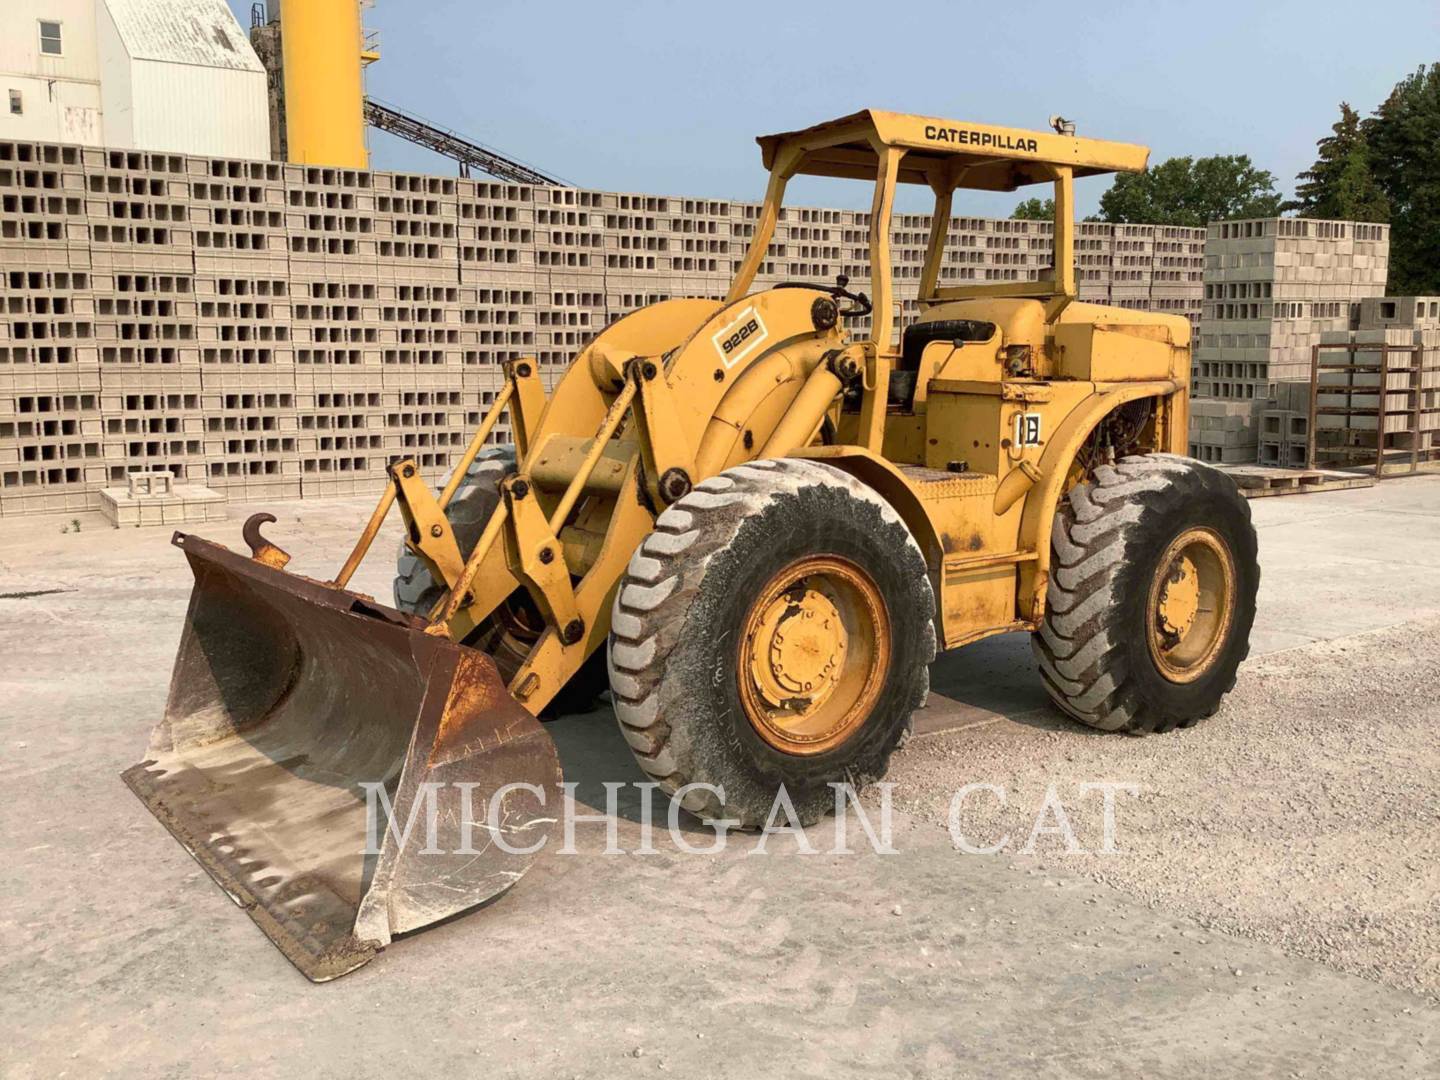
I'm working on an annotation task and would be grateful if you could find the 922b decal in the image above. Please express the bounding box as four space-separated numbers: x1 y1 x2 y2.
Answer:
712 306 769 369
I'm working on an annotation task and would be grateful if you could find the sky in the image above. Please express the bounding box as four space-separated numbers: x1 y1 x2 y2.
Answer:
231 0 1439 217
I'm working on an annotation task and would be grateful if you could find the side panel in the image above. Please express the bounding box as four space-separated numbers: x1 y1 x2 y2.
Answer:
1053 321 1188 383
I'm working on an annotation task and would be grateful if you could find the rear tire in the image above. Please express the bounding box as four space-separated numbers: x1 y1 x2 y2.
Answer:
391 445 607 716
608 458 936 828
1033 453 1258 733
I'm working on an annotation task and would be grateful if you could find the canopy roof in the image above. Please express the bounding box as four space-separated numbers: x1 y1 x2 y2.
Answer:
756 109 1149 191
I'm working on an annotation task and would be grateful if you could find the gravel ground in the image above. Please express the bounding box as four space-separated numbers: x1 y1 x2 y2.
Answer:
890 616 1440 1003
2 486 1438 1075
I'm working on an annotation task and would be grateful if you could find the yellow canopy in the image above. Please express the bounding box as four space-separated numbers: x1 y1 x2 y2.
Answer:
756 109 1149 191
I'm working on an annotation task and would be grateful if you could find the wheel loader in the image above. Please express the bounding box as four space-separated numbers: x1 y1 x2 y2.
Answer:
124 109 1259 980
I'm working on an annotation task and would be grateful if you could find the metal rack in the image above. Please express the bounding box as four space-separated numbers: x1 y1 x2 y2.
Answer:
1306 341 1440 477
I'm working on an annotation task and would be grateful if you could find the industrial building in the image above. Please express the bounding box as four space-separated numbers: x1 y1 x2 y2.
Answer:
1 0 268 158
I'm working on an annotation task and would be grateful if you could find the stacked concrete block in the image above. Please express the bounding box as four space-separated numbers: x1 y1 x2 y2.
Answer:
81 148 195 274
376 278 468 483
0 135 1213 516
0 149 104 515
1357 295 1440 333
456 181 537 335
0 384 105 515
289 265 385 500
1109 224 1155 312
1075 221 1114 302
83 147 207 493
284 165 377 263
1148 225 1205 327
1190 217 1391 464
374 174 459 264
0 142 89 258
668 197 732 280
282 173 378 503
531 186 607 398
100 469 227 527
1254 380 1312 467
1190 398 1261 465
189 157 288 259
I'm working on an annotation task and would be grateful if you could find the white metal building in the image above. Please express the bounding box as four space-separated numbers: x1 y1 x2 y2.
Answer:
0 1 105 145
0 0 269 158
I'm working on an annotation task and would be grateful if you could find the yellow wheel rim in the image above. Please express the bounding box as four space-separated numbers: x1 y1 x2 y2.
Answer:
1146 526 1236 684
738 556 890 756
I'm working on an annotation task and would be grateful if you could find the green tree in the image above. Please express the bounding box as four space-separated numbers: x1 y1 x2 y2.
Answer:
1097 155 1283 226
1285 102 1389 221
1365 64 1440 296
1011 197 1054 221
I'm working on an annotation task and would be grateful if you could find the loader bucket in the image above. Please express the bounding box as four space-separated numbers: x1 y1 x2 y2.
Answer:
123 532 561 982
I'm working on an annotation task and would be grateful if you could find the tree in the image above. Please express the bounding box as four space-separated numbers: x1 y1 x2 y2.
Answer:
1011 197 1054 221
1285 102 1389 222
1097 155 1283 226
1365 64 1440 296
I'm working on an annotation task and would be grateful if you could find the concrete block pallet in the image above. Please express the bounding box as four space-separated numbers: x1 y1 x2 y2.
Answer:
1219 464 1376 498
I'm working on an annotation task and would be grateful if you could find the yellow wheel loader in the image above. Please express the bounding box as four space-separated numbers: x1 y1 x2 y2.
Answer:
125 110 1258 980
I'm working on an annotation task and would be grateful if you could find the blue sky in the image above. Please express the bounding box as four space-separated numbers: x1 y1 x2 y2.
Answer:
231 0 1439 216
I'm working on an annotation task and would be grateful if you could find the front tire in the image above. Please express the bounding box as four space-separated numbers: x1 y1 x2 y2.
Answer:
608 459 936 828
393 445 516 617
1033 453 1259 733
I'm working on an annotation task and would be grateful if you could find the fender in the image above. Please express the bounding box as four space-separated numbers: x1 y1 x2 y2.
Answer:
1016 379 1182 621
790 444 948 571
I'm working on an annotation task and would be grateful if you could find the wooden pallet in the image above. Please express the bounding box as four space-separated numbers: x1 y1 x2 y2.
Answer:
1218 465 1377 498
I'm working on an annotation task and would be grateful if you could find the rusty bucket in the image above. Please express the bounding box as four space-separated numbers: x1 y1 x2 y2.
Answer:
123 532 561 981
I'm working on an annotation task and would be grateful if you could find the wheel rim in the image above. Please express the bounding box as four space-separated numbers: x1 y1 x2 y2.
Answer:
738 556 890 756
1146 526 1237 684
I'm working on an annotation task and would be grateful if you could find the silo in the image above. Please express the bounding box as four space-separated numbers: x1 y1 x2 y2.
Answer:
279 0 368 167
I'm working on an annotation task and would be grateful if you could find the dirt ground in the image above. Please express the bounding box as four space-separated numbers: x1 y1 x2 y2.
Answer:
1 476 1438 1078
892 616 1440 1001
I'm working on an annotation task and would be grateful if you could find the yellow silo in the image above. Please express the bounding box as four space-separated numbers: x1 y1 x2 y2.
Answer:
280 0 369 167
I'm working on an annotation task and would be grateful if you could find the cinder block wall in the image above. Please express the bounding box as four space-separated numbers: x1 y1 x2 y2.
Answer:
0 138 1205 516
